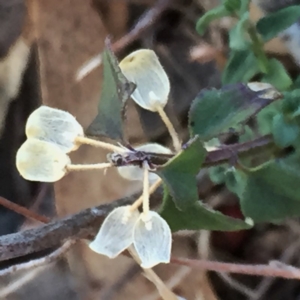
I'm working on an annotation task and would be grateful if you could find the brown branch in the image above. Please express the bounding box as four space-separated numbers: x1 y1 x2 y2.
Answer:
0 195 135 262
171 257 300 280
0 196 50 224
202 134 274 167
111 0 171 53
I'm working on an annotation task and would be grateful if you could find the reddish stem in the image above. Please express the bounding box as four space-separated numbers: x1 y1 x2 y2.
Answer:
171 257 300 280
0 196 50 224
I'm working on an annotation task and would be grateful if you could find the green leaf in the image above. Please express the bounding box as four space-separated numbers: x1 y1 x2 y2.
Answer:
196 5 230 35
261 58 292 91
189 82 282 140
160 189 252 231
240 154 300 222
256 5 300 41
281 89 300 118
272 114 300 148
222 49 260 84
223 0 241 12
86 43 135 141
156 137 206 210
229 12 250 50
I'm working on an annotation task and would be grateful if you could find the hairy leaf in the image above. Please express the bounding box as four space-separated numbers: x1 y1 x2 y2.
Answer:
86 42 135 141
156 137 206 210
256 5 300 41
240 154 300 222
160 190 252 231
189 82 282 140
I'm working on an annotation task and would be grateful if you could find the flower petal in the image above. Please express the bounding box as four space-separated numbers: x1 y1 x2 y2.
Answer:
26 106 84 152
119 49 170 112
117 143 172 183
16 138 70 182
133 211 172 268
89 206 140 258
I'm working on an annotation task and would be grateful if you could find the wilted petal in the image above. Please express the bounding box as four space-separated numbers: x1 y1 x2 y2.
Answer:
117 143 172 183
133 211 172 268
16 139 70 182
26 106 84 153
89 206 140 258
119 49 170 112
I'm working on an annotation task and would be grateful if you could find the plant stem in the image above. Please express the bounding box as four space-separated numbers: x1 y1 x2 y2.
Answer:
66 162 113 171
171 257 300 280
75 136 126 154
156 106 181 153
128 246 179 300
0 196 50 224
248 25 269 74
130 178 162 212
142 163 150 216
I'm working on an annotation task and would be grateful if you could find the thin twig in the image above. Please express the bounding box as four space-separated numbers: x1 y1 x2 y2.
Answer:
0 196 50 224
156 106 181 153
75 136 126 153
76 0 171 80
100 264 141 300
128 246 179 300
0 266 46 298
130 178 162 211
171 257 300 280
217 272 256 298
142 266 190 300
0 240 75 277
66 162 113 171
248 239 300 300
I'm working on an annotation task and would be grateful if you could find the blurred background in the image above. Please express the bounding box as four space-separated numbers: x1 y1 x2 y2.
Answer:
0 0 299 299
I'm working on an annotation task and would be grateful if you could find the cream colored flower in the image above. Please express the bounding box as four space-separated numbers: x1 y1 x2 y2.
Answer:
16 138 70 182
119 49 170 112
89 206 139 258
89 207 172 269
26 106 84 153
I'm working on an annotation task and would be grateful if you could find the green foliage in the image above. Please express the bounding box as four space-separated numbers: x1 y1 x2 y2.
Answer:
256 5 300 41
261 58 292 91
237 153 300 222
196 5 230 35
156 137 206 210
197 1 295 90
86 43 135 141
222 49 260 84
189 83 281 141
160 189 252 231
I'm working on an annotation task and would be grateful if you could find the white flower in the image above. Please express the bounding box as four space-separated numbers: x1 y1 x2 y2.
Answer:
16 138 70 182
26 106 84 153
119 49 170 112
89 206 139 258
133 211 172 269
117 143 172 183
89 207 172 268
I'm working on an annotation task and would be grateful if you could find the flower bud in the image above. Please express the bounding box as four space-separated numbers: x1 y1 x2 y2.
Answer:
89 206 139 258
26 106 84 153
117 143 172 183
16 139 70 182
133 211 172 269
119 49 170 112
